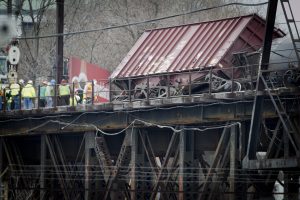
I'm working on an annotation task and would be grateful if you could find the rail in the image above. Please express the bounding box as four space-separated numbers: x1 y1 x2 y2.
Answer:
0 63 299 112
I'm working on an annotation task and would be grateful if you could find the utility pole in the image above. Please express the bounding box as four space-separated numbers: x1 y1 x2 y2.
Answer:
54 0 64 107
56 0 64 84
246 0 278 160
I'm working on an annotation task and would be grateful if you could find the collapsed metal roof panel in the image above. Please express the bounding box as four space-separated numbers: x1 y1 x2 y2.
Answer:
111 14 284 79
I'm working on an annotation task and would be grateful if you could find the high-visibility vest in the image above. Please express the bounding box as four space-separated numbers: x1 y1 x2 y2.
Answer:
83 83 92 99
21 84 36 98
59 85 70 96
10 83 20 96
45 85 54 97
69 96 77 106
5 89 12 103
40 86 47 98
0 84 3 96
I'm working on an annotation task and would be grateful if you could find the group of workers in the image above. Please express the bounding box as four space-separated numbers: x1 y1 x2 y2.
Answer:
0 78 95 111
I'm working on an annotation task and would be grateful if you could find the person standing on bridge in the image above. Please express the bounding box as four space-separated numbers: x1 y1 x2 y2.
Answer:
18 79 25 109
83 81 93 104
58 79 70 106
0 81 3 111
10 79 21 110
45 79 55 108
5 85 12 111
39 80 47 108
22 80 36 110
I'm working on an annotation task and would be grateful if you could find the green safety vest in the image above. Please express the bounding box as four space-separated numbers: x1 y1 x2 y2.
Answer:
59 85 70 96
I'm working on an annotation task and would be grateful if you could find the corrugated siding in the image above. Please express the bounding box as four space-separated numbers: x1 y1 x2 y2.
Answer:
110 15 278 79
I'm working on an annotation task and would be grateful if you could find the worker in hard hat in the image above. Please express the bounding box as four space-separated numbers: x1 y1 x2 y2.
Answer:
18 79 25 87
45 79 55 108
83 81 93 104
58 79 70 106
69 90 80 106
21 80 36 110
10 79 21 110
72 78 83 104
39 80 48 108
5 85 12 111
0 81 3 111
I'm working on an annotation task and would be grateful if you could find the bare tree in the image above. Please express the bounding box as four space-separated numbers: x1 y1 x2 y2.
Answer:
3 0 265 81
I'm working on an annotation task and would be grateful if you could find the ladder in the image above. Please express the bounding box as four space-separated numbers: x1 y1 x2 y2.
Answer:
103 134 132 200
280 0 300 67
262 75 300 157
94 137 113 182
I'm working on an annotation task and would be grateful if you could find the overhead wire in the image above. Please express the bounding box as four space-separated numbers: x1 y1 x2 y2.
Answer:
17 2 269 40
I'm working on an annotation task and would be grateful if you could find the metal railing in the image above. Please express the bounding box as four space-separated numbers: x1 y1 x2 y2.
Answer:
0 62 299 112
110 62 299 102
111 64 258 102
0 79 110 112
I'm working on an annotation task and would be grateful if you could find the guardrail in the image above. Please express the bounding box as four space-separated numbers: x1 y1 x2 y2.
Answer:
0 62 298 112
0 80 110 111
110 63 296 102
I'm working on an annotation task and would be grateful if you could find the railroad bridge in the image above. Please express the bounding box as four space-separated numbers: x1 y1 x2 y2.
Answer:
0 85 300 199
1 1 300 199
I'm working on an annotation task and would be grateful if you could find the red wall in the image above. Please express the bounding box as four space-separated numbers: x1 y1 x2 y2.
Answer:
68 57 110 102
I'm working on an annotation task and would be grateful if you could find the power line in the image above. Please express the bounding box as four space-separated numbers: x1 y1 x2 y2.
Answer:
17 2 268 40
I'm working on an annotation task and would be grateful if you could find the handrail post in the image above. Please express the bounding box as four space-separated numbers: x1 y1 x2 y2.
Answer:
3 89 6 111
250 64 254 91
54 84 57 108
147 76 150 101
109 78 112 102
189 72 192 96
37 85 40 109
129 79 132 102
18 90 21 110
231 66 234 93
167 75 170 98
91 80 94 105
209 67 212 95
72 82 75 107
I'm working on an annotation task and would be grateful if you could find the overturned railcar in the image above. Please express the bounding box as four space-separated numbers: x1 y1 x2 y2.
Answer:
110 14 285 100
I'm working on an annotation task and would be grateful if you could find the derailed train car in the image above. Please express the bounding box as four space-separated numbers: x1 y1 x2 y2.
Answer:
110 14 293 100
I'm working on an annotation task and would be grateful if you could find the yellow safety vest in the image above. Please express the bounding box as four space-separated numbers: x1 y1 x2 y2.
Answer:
10 83 20 96
69 96 77 106
0 84 3 96
83 83 92 99
21 84 36 98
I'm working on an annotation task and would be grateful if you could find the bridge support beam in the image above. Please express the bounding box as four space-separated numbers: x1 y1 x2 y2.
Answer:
85 132 95 200
0 139 3 200
40 135 46 200
131 129 147 200
131 128 138 200
229 125 238 200
179 129 195 200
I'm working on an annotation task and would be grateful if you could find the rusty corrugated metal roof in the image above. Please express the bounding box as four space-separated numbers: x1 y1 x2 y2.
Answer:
111 14 284 79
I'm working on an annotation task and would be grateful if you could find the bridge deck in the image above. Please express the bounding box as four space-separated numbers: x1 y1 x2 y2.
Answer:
0 88 299 136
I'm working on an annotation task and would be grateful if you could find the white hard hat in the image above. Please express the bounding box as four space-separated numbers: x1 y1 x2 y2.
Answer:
28 80 33 84
75 95 80 101
19 79 24 84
